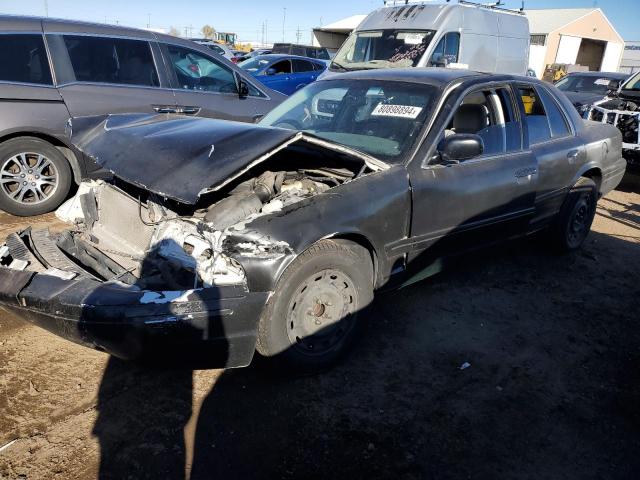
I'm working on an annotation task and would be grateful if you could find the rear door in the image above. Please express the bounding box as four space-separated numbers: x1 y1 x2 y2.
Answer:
516 83 585 226
160 42 276 122
44 27 176 116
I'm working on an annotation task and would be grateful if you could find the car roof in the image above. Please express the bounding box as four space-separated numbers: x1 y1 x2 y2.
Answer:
318 68 559 89
253 54 325 62
564 71 628 79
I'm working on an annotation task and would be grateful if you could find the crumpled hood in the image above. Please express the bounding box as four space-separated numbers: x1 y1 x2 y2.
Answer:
69 114 300 205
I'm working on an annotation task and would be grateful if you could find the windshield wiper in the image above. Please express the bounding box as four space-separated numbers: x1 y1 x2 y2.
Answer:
330 61 349 72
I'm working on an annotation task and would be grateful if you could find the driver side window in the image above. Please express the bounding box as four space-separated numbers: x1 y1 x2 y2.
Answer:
167 44 237 93
443 86 522 157
430 32 460 65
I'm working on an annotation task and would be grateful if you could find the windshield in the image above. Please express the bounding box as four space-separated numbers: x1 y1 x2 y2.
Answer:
239 57 270 73
331 30 435 71
260 79 437 163
555 75 619 94
622 71 640 91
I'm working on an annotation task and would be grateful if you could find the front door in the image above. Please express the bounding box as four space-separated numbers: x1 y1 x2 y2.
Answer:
406 84 538 266
161 43 273 123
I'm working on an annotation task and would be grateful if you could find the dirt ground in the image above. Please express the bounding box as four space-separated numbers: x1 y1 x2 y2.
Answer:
0 182 639 480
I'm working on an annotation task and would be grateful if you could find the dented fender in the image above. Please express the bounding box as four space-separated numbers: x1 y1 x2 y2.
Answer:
223 165 412 292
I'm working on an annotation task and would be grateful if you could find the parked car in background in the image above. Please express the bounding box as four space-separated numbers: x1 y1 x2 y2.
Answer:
555 71 629 116
0 16 284 216
240 54 327 95
326 2 530 76
271 43 331 60
189 38 236 61
587 70 640 169
0 69 625 370
237 48 272 63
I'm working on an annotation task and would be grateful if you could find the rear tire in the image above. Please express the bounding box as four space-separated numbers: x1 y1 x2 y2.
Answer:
549 177 597 252
256 239 374 371
0 137 72 217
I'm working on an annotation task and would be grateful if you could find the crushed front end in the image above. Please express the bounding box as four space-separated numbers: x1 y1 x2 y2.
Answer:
588 98 640 169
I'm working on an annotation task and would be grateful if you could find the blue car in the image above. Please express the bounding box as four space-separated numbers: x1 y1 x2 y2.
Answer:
239 54 327 95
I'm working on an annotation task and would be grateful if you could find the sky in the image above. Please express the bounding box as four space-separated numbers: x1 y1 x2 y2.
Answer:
0 0 637 42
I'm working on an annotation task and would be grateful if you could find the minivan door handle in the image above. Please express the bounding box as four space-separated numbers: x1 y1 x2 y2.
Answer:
153 105 178 114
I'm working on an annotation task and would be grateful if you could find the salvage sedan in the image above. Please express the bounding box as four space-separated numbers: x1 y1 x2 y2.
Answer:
0 69 626 370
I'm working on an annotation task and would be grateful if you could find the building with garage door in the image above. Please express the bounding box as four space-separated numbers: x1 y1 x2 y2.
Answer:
527 8 624 78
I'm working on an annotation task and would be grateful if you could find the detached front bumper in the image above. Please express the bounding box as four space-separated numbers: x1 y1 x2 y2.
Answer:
0 266 268 368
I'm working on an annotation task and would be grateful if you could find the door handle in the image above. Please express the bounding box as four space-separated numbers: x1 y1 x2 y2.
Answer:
176 106 201 115
153 105 177 114
515 167 538 180
567 149 579 164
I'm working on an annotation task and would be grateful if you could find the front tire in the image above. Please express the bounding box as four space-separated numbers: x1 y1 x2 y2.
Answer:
0 137 72 216
550 177 597 252
256 239 374 371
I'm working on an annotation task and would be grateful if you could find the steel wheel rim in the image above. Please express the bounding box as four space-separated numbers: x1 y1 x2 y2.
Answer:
567 195 592 247
0 152 58 205
286 269 358 357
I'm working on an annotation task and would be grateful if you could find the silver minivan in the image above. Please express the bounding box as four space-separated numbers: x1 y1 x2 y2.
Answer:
327 1 530 76
0 16 285 216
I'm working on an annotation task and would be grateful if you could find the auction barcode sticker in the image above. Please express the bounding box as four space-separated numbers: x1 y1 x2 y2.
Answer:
371 103 423 119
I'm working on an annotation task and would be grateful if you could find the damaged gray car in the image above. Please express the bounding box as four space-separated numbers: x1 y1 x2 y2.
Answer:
0 69 627 370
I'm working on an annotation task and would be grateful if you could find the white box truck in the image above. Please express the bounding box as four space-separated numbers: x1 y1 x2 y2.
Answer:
326 0 530 76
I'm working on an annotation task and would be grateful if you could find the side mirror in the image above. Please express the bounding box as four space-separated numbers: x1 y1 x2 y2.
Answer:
266 68 277 76
238 80 249 99
608 79 621 92
437 134 484 164
430 55 449 68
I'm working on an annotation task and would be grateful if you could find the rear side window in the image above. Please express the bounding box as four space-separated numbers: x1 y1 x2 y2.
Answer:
292 59 314 73
536 87 571 138
0 34 52 85
518 86 551 144
63 35 159 87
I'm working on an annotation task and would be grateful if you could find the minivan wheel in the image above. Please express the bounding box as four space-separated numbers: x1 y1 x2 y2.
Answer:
256 239 374 371
550 177 597 252
0 137 72 216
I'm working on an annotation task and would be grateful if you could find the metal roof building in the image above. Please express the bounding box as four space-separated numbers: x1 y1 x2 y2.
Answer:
526 8 624 78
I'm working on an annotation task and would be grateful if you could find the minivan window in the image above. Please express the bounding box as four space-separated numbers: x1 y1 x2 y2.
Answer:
0 34 52 85
63 35 158 87
167 44 237 93
331 29 436 71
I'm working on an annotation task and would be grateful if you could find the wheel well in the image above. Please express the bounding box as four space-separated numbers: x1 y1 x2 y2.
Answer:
0 132 81 184
581 168 602 195
326 233 379 288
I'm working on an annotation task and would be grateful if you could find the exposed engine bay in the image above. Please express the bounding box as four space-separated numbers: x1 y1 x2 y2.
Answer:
2 149 376 292
589 98 640 164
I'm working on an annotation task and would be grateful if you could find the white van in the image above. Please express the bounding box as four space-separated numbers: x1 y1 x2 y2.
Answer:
326 1 530 76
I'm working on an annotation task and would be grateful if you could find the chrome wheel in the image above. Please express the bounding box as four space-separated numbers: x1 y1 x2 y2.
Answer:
0 152 58 205
286 269 358 356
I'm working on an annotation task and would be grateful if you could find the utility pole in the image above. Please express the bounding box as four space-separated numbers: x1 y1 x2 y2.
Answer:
282 7 286 42
296 26 301 44
44 0 48 16
265 19 268 46
147 13 151 28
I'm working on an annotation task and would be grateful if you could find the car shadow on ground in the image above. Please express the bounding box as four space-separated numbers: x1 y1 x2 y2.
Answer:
92 230 640 480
